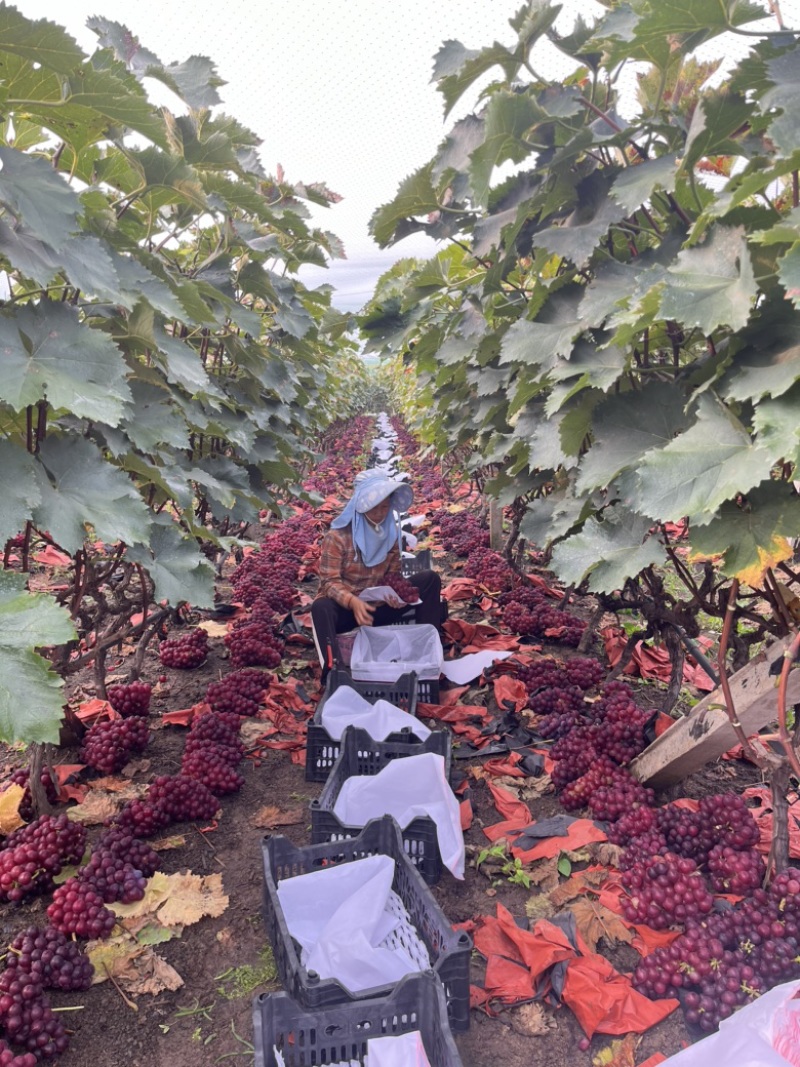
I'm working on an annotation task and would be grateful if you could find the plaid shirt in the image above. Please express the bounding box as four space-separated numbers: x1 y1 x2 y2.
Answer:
316 527 401 607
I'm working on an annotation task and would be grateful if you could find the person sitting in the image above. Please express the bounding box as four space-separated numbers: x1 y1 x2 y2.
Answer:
311 469 443 678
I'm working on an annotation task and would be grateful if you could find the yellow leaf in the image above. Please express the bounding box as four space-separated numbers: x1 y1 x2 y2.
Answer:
739 538 794 590
157 871 228 927
568 898 635 953
197 620 230 638
525 895 556 922
592 1034 638 1067
87 930 183 995
0 784 25 834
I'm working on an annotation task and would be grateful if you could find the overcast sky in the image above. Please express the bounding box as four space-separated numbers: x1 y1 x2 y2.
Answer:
19 0 798 311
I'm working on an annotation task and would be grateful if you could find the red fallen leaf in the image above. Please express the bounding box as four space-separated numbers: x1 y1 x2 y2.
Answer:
75 699 117 724
460 798 473 830
483 782 531 844
512 819 607 863
33 546 72 567
523 573 563 599
562 953 679 1037
654 712 674 737
286 633 313 646
484 752 525 779
492 676 528 713
161 701 211 726
59 784 89 803
52 764 85 785
437 686 471 706
637 1055 668 1067
441 578 483 602
630 924 682 957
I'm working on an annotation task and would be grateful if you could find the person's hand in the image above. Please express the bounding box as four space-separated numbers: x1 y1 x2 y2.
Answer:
350 596 376 627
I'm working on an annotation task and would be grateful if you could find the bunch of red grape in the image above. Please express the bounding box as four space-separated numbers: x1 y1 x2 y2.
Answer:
181 748 244 796
206 668 269 716
188 711 242 746
559 756 627 809
115 773 220 839
224 620 284 668
106 680 151 717
622 852 714 929
432 511 489 557
47 880 116 939
95 826 159 878
463 548 515 592
383 571 419 604
159 627 208 669
588 776 655 822
76 848 148 905
5 926 94 993
80 716 149 774
633 869 800 1032
0 966 69 1059
0 816 87 903
502 601 538 636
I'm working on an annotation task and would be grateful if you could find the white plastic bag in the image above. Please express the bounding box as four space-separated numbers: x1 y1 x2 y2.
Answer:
320 687 431 743
351 624 443 682
660 979 800 1066
369 1032 432 1066
276 855 429 993
332 752 465 878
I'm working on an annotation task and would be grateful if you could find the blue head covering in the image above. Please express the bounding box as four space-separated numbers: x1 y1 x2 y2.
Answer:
331 470 414 567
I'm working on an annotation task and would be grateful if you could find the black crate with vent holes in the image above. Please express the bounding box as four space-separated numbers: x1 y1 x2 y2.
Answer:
306 670 422 783
253 971 463 1066
310 727 453 886
261 816 471 1032
400 548 432 576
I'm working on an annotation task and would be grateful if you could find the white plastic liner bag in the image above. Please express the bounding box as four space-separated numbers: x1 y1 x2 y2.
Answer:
351 624 444 683
332 752 465 879
320 687 431 743
660 979 800 1066
276 854 430 994
274 1032 431 1067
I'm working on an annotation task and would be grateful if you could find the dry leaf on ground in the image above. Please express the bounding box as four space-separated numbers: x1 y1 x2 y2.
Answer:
509 1002 556 1037
590 841 625 868
67 791 130 825
150 834 187 852
549 868 608 907
527 856 560 892
112 871 228 930
197 620 230 638
0 785 25 834
88 932 183 995
568 898 635 953
253 804 304 828
525 894 556 921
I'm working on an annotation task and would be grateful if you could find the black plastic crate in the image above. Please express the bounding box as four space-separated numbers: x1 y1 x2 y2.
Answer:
310 727 453 886
261 816 471 1032
306 670 422 783
400 548 432 576
253 971 464 1066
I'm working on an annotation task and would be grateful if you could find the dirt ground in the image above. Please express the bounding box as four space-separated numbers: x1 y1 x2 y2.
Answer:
0 551 764 1067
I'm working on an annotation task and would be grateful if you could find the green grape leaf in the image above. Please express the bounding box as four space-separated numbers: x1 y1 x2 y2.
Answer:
577 382 691 493
521 490 590 550
0 572 76 744
759 47 800 157
681 90 752 171
0 145 81 249
778 243 800 308
658 225 757 334
0 442 41 545
432 39 520 118
536 174 628 269
753 381 800 465
611 155 678 214
634 394 771 525
550 509 667 592
722 311 800 402
370 163 440 247
0 300 131 423
0 7 85 74
33 437 151 554
468 91 547 209
118 381 190 454
126 516 215 609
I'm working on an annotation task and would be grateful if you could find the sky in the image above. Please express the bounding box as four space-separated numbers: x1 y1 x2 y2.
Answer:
19 0 799 312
